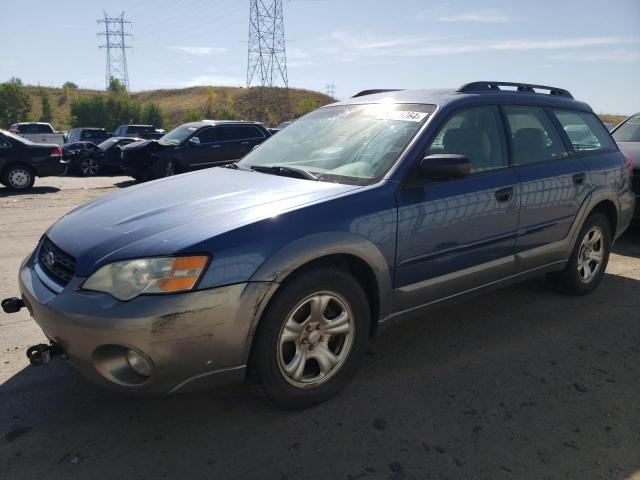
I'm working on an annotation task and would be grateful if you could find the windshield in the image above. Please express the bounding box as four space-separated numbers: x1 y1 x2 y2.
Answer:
239 104 435 184
160 124 199 145
612 114 640 143
98 138 119 150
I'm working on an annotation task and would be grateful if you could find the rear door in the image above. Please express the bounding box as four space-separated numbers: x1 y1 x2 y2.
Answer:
394 105 520 311
220 125 267 160
502 105 586 271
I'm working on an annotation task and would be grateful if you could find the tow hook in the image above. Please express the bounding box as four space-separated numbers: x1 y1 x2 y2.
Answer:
26 343 65 367
2 297 24 314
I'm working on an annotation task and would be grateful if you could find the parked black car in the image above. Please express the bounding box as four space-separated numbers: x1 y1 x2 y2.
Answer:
66 128 111 144
121 121 271 181
113 124 164 140
63 137 144 176
0 129 66 191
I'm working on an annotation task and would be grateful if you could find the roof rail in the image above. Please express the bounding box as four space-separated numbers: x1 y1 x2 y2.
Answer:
457 81 573 99
351 89 402 98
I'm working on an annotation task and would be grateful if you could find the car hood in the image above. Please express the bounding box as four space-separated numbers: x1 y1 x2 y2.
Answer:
46 168 361 276
618 142 640 168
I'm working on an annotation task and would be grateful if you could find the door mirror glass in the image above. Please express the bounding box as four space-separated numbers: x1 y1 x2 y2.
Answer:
419 154 470 181
189 136 200 146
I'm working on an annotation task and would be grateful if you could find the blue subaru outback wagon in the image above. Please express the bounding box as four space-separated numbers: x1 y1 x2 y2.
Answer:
3 81 634 408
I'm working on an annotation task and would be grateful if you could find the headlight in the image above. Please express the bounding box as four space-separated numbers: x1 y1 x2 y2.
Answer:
82 255 209 301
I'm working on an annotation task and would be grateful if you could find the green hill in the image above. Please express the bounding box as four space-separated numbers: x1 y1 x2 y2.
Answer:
23 85 335 130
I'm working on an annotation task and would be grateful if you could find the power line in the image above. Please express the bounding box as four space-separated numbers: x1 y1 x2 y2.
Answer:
97 11 132 90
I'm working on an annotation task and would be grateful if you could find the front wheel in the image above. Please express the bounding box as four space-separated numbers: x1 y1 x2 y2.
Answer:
77 156 101 176
548 212 611 295
250 266 371 409
148 158 175 180
1 164 35 191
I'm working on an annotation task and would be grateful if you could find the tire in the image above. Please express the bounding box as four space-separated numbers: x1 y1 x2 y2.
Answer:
77 156 101 177
249 266 371 409
1 164 35 192
548 212 611 295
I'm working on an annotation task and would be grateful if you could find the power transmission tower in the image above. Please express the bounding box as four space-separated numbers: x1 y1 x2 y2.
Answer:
326 83 336 99
246 0 289 88
97 11 132 90
247 1 290 122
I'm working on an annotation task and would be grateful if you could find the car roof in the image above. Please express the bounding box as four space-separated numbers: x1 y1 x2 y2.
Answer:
183 120 264 128
334 82 593 113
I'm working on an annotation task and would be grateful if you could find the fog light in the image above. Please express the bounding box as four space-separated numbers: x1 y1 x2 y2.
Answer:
125 349 152 377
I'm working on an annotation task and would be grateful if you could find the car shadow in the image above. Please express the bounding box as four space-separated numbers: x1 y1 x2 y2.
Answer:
1 273 639 479
0 186 60 197
613 224 640 258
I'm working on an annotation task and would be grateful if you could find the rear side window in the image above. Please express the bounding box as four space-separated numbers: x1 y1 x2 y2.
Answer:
428 105 507 173
221 126 265 141
503 106 567 165
36 124 52 133
552 110 616 153
612 114 640 143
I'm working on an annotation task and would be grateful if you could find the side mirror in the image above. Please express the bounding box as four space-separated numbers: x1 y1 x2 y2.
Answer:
419 154 470 181
189 137 200 146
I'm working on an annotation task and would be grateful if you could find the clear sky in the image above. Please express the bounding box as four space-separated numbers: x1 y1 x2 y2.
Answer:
1 0 639 114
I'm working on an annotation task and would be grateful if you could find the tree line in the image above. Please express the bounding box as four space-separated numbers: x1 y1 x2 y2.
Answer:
0 78 167 131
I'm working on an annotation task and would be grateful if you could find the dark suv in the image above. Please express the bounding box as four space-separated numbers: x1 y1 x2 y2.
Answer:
120 120 270 180
4 82 634 409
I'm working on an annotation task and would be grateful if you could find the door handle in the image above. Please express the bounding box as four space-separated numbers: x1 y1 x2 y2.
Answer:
210 144 221 149
573 172 586 185
495 187 514 203
241 142 250 145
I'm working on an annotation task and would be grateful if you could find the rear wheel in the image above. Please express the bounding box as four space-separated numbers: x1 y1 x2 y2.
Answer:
548 213 611 295
250 266 370 409
1 164 35 191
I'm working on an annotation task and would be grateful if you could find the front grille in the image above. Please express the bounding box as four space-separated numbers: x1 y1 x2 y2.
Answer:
633 170 640 195
38 237 76 287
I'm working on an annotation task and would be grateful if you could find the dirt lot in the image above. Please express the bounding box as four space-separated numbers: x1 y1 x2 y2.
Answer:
1 176 639 480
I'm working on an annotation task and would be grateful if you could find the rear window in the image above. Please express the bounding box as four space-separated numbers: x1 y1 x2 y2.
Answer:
552 110 616 153
612 114 640 143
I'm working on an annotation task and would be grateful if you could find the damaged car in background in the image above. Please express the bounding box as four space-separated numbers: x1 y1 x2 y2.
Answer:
120 120 270 181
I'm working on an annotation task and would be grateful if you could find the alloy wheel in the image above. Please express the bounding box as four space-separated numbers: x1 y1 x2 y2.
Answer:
277 291 354 388
79 158 100 176
577 226 604 283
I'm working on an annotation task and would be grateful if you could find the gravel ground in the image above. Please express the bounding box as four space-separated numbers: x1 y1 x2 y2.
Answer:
1 176 639 480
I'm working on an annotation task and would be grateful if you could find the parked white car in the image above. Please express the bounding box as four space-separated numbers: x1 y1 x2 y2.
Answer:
9 122 66 145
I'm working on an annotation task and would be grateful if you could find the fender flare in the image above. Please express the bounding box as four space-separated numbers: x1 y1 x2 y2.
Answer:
246 231 394 336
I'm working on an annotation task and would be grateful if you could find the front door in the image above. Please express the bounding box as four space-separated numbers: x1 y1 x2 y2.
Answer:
184 127 226 170
394 105 520 311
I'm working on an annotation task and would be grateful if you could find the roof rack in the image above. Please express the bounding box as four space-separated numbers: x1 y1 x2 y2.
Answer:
457 81 573 99
351 89 402 98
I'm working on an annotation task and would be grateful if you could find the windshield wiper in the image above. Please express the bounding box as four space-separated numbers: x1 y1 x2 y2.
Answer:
249 165 318 181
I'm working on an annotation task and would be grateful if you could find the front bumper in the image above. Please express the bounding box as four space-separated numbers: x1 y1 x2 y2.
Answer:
18 252 275 394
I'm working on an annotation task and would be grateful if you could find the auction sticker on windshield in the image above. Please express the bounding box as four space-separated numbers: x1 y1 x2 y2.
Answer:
376 111 430 122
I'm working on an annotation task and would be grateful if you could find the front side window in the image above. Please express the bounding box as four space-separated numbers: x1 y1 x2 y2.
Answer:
552 110 616 152
503 106 567 165
239 103 435 184
612 114 640 143
196 127 223 144
427 105 507 173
